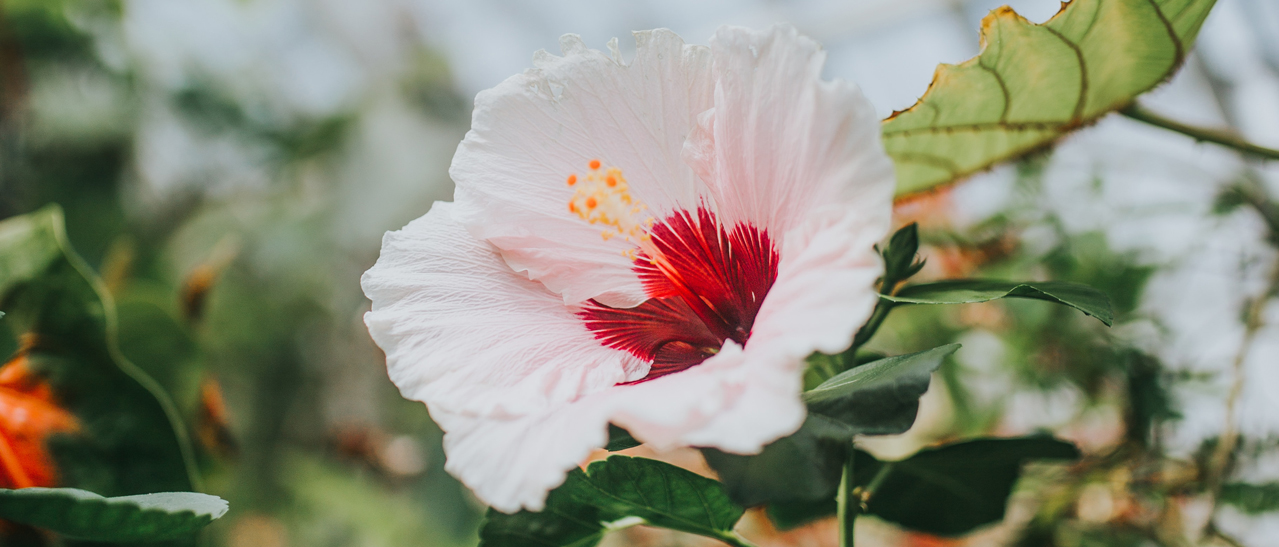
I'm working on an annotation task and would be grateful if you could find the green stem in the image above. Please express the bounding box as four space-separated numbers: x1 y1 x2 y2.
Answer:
837 452 858 547
862 463 895 504
849 299 895 353
1121 103 1279 161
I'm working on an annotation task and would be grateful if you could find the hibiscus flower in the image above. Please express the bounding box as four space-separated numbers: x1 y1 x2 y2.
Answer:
362 24 894 512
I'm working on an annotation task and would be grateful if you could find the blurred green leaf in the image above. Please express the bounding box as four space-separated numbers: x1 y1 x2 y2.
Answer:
0 487 227 542
883 0 1217 196
1221 482 1279 514
706 345 956 507
480 456 745 547
767 437 1079 534
0 205 198 497
887 280 1113 326
862 437 1079 536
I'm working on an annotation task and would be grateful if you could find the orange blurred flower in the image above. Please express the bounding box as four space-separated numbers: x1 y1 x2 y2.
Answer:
0 352 79 488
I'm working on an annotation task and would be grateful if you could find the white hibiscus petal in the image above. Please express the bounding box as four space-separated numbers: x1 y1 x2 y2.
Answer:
691 24 895 234
361 202 645 420
451 29 715 306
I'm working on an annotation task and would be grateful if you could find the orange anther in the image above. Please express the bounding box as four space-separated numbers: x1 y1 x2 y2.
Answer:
569 202 578 213
606 176 617 187
589 159 601 170
585 197 597 209
567 174 577 186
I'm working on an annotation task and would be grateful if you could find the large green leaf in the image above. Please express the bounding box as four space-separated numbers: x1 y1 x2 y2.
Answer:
0 206 198 496
480 456 746 547
705 345 957 507
767 437 1079 534
883 0 1218 196
886 280 1114 326
0 488 227 542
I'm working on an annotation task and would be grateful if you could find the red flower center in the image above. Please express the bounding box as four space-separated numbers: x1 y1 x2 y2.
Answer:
579 207 780 381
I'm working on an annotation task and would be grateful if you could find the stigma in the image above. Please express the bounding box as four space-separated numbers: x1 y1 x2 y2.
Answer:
567 160 657 260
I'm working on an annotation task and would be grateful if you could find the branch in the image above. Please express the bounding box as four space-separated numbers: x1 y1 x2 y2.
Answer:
1121 103 1279 161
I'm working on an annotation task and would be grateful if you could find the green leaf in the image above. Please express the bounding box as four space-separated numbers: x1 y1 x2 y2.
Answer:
883 0 1218 196
605 424 640 452
886 279 1114 326
702 414 852 507
804 344 959 434
0 488 227 542
1221 482 1279 514
765 437 1079 534
705 345 957 507
480 456 745 547
861 437 1080 536
0 205 198 495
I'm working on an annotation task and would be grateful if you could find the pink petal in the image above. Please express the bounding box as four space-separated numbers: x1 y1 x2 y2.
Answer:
362 202 645 421
451 30 715 307
688 24 894 234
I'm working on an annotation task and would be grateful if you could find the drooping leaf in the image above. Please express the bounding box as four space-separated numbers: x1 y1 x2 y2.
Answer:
861 437 1079 536
883 0 1218 196
885 280 1113 326
705 345 957 507
0 206 198 497
480 456 746 547
0 487 227 542
1221 482 1279 514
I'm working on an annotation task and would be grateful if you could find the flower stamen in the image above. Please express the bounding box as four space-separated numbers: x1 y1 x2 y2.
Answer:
567 160 659 260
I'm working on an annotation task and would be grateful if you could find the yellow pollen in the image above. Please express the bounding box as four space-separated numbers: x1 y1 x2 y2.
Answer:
566 160 659 259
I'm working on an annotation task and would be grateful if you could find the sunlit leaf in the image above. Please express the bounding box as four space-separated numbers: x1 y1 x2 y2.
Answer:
885 280 1113 326
883 0 1218 196
0 205 198 498
480 456 745 547
0 487 227 542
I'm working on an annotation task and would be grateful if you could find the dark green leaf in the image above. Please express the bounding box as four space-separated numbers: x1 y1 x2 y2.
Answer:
605 424 640 452
862 437 1080 536
479 487 610 547
0 206 198 496
1221 482 1279 514
702 414 853 507
884 0 1218 196
0 488 227 542
886 280 1113 326
480 456 745 546
706 345 956 507
804 344 958 434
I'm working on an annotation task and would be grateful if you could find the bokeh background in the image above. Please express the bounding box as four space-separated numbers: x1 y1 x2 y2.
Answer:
1 0 1278 545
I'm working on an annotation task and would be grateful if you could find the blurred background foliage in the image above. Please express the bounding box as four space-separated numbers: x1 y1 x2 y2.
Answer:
0 0 1277 546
